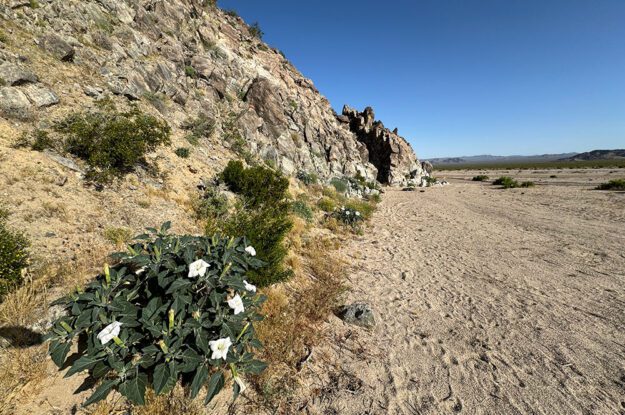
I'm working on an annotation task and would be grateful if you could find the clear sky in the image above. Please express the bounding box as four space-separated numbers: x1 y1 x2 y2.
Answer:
217 0 625 158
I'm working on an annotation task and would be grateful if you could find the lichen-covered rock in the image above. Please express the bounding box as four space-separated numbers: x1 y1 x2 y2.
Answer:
39 34 75 62
0 61 38 86
22 84 59 108
0 86 31 113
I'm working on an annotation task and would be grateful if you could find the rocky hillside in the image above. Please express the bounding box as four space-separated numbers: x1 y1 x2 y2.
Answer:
0 0 426 185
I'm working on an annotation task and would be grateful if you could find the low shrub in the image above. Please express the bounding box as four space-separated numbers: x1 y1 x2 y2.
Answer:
0 210 29 299
345 199 376 220
104 227 134 248
472 175 489 182
249 22 263 40
596 179 625 191
520 181 535 188
218 161 293 287
194 185 229 223
493 176 519 189
53 105 171 183
291 200 313 223
333 206 364 230
296 171 318 186
424 176 438 186
182 114 214 146
329 177 348 194
175 147 190 158
316 197 336 213
46 223 266 407
184 66 198 79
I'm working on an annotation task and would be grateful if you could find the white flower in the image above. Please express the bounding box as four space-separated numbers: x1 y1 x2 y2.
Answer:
97 321 122 345
208 337 232 360
345 211 350 215
243 280 257 293
355 211 361 216
188 259 210 278
234 376 247 393
227 294 245 315
135 266 147 275
245 246 256 256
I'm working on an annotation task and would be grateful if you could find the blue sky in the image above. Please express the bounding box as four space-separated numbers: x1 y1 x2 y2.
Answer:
218 0 625 158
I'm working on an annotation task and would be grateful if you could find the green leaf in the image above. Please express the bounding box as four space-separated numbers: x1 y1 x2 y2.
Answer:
204 371 224 404
153 362 177 395
189 364 208 399
165 278 192 294
119 372 148 405
243 359 267 374
65 355 100 378
83 379 119 407
91 361 110 379
49 341 71 368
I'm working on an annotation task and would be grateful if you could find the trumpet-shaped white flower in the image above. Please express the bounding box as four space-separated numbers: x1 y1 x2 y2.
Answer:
97 321 122 345
135 266 147 275
208 337 232 360
355 211 361 216
234 376 247 393
188 259 210 278
227 294 245 315
243 280 257 293
245 246 256 256
345 211 351 215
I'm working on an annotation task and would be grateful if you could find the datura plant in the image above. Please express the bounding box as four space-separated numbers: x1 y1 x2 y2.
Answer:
46 222 267 407
333 206 363 229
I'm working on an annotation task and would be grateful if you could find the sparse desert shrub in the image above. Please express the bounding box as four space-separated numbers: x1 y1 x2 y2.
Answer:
54 105 171 183
520 181 535 188
182 114 214 145
329 177 349 194
493 176 519 189
30 129 57 151
296 171 318 186
291 200 313 223
332 206 364 230
249 22 263 39
174 147 190 158
224 9 238 18
317 197 336 212
194 185 229 224
103 226 133 248
221 161 289 208
345 199 376 220
46 223 266 407
184 65 198 79
424 176 438 186
472 175 489 182
0 212 29 299
596 179 625 191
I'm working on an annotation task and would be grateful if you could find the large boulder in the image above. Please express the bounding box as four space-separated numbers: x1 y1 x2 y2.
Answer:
39 34 75 62
0 62 38 86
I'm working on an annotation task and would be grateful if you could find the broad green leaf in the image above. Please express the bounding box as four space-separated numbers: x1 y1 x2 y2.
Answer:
165 278 192 294
91 361 110 379
49 341 71 368
65 355 100 378
189 364 208 399
153 362 177 395
83 379 119 407
204 371 224 404
119 372 148 405
243 359 268 374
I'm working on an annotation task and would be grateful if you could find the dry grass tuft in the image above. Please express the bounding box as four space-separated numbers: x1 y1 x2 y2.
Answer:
253 237 346 410
133 385 204 415
0 345 48 413
0 276 47 327
103 226 134 248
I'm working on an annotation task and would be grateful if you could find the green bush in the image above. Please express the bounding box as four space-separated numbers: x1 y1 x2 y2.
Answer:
184 66 198 79
493 176 519 189
248 22 263 39
218 161 293 286
345 199 376 220
520 181 535 188
296 171 318 186
291 200 313 223
54 105 171 183
221 161 289 208
194 185 229 223
317 197 336 212
472 175 489 182
46 223 266 407
31 129 57 151
175 147 190 158
182 114 214 146
333 206 364 230
0 210 29 299
330 177 348 194
596 179 625 191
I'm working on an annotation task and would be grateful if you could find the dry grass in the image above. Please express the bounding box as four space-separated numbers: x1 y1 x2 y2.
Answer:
132 386 204 415
0 276 47 327
103 226 134 248
0 345 48 414
252 237 346 411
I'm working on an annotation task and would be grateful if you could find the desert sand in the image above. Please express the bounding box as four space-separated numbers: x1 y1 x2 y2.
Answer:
303 169 625 414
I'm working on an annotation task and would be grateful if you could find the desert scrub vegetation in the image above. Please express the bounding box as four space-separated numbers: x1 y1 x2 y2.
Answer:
493 176 519 189
317 196 336 212
472 175 489 182
104 226 134 248
174 147 191 158
47 223 267 407
296 170 318 186
520 181 535 188
291 199 313 223
0 208 29 299
596 179 625 190
182 114 214 145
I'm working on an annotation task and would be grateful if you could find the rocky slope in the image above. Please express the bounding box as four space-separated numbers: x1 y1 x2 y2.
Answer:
0 0 426 185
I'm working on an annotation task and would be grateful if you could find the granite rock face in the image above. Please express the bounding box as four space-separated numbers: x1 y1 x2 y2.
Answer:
0 0 427 185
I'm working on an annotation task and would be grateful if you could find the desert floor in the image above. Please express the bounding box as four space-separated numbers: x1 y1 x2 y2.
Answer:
305 169 625 414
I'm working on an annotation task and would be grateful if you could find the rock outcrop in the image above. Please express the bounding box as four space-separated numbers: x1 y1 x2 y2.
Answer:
0 0 426 186
341 106 426 186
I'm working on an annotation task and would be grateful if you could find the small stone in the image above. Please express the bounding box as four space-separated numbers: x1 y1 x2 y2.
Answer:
401 271 409 280
44 232 56 238
337 302 375 328
55 176 68 186
188 165 198 174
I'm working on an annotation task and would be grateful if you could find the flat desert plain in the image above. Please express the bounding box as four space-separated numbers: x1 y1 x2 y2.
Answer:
304 169 625 414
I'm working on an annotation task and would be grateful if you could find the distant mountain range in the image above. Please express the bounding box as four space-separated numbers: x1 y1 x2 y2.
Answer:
427 150 625 165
